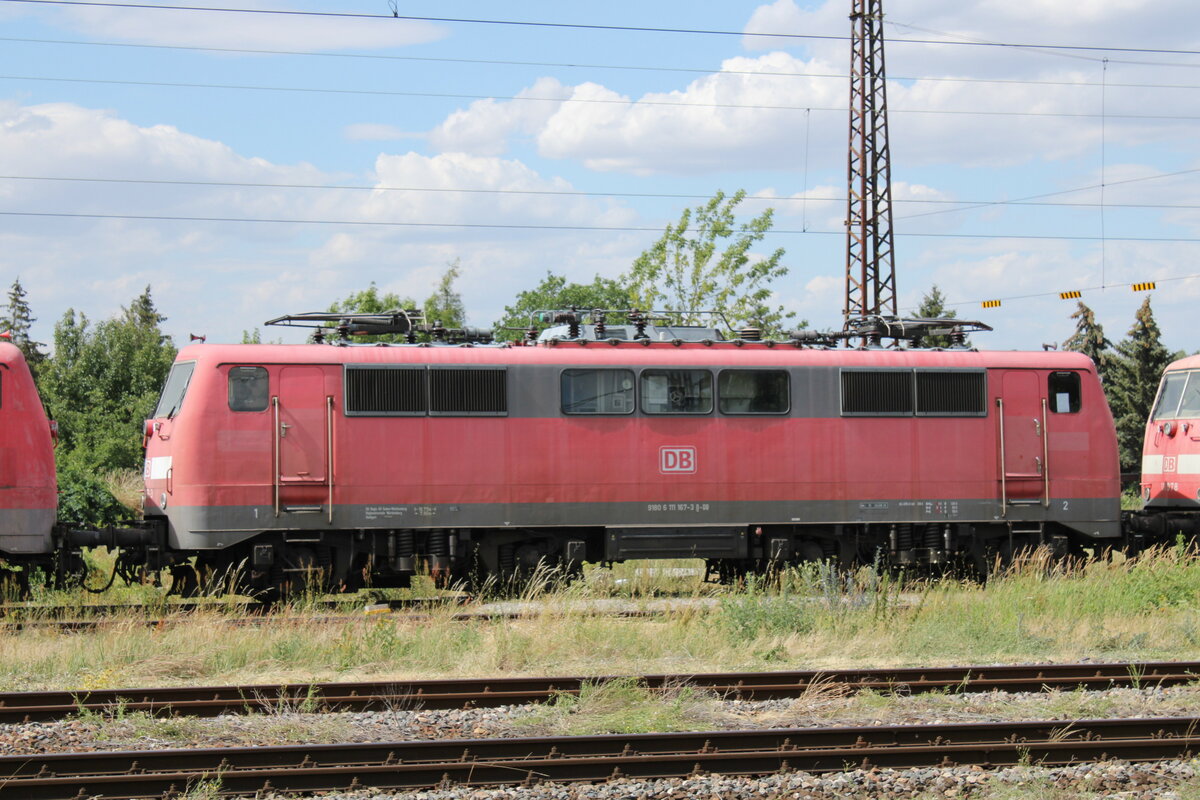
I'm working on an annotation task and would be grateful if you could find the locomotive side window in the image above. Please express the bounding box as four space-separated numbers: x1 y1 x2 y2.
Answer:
1152 371 1188 420
429 368 507 416
1047 371 1082 414
345 366 426 415
228 366 269 412
641 369 713 414
916 371 986 416
561 369 635 414
1176 372 1200 419
718 370 789 414
840 370 913 415
152 361 195 418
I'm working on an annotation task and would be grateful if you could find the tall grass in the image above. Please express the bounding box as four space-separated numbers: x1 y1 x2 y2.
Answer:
3 548 1200 691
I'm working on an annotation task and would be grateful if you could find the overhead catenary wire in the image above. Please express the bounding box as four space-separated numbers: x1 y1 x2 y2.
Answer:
6 167 1200 214
4 208 1200 243
6 35 1200 89
8 0 1200 58
899 272 1200 315
5 72 1200 121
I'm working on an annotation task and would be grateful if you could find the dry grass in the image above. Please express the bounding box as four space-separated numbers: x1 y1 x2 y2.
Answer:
102 468 145 517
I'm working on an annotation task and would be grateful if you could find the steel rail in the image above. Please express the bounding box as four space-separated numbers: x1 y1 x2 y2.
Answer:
0 595 468 618
0 605 667 633
2 716 1199 798
1 660 1196 724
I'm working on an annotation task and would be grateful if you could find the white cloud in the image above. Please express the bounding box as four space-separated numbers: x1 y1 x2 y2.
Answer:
427 77 573 156
44 2 446 51
418 46 1200 177
0 101 651 343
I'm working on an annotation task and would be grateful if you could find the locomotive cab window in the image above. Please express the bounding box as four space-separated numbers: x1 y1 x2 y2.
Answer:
718 370 789 414
1048 371 1081 414
153 361 195 418
1176 372 1200 419
228 366 269 412
561 369 635 414
1153 371 1188 420
641 369 713 414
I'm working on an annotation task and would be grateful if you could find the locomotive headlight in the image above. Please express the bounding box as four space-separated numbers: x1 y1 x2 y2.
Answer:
160 492 168 510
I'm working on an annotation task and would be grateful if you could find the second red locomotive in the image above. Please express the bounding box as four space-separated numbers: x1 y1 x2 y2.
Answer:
129 313 1121 596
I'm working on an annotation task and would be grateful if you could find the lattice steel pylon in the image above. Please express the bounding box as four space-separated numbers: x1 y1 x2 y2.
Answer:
844 0 897 323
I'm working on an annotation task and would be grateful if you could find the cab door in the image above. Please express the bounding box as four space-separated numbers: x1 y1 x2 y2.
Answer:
275 366 332 516
998 370 1047 504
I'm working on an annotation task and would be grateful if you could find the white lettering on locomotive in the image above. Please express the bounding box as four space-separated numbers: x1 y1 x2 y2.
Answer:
659 446 697 474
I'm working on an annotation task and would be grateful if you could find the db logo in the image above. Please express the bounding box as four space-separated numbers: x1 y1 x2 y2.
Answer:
660 446 697 474
1165 456 1178 472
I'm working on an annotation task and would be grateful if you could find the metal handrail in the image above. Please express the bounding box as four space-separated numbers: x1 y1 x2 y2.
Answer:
1041 397 1050 508
326 395 334 524
997 396 1007 517
272 396 280 518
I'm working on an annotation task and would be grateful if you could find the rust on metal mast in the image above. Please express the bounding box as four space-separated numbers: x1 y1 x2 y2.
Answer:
844 0 897 323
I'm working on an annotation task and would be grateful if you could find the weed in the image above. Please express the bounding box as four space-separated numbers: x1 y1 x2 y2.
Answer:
518 677 719 736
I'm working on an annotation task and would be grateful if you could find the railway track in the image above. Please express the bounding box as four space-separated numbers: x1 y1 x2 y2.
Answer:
3 716 1198 798
3 660 1196 724
0 595 468 618
0 605 670 633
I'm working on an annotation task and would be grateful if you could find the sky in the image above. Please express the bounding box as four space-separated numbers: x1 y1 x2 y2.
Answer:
1 0 1200 351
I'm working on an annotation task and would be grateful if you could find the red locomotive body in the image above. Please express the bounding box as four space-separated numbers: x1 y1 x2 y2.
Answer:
141 333 1119 594
1141 354 1200 509
0 341 57 561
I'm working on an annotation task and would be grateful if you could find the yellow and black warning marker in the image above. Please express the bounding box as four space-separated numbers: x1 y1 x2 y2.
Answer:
1059 290 1082 300
1132 282 1156 292
981 299 1002 309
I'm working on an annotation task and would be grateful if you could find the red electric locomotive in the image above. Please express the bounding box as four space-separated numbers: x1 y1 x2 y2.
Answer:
134 313 1121 597
0 340 58 576
1130 354 1200 543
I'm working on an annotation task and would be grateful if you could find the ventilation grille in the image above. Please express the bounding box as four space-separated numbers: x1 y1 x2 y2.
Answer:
841 371 914 415
345 367 426 415
916 371 986 415
430 368 507 415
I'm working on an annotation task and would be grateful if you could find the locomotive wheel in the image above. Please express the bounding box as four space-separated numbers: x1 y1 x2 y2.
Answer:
266 546 333 601
167 564 200 598
0 569 30 601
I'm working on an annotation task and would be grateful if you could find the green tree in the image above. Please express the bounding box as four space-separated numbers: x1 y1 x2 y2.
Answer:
423 260 466 329
0 277 46 371
1108 297 1175 479
623 190 796 336
39 286 177 525
914 284 965 348
493 272 635 341
1063 301 1115 386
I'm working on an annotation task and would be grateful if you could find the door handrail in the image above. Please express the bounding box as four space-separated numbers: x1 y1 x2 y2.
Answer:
1041 396 1050 508
272 395 280 518
997 396 1007 516
326 395 334 524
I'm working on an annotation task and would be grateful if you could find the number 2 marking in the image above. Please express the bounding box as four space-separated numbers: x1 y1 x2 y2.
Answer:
1062 500 1069 511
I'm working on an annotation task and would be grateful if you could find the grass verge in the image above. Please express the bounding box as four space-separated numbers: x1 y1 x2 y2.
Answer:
2 547 1200 691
